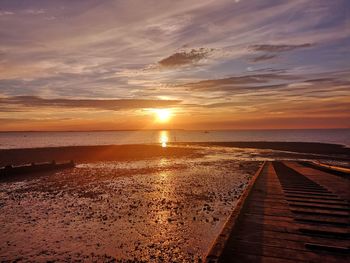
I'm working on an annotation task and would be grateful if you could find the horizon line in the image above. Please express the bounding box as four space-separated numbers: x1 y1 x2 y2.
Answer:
0 127 349 133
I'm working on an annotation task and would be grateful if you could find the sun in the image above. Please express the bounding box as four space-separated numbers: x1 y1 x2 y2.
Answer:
154 109 171 122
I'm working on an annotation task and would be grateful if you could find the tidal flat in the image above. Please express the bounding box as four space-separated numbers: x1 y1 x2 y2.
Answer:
1 143 348 262
0 146 262 262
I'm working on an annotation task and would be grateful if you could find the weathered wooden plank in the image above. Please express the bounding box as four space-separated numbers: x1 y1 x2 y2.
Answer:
205 161 350 263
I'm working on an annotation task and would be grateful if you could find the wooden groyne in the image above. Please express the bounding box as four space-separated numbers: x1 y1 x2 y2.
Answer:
206 161 350 262
205 161 267 261
0 160 75 177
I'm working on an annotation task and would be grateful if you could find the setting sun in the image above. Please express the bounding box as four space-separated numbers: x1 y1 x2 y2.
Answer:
154 109 171 123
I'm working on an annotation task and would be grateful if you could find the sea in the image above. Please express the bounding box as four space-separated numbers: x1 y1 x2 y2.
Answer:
0 129 349 149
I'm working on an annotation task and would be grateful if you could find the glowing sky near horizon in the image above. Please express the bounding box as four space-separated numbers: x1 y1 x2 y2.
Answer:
0 0 349 130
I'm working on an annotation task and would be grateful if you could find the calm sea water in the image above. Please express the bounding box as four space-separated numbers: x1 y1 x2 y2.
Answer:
0 129 349 149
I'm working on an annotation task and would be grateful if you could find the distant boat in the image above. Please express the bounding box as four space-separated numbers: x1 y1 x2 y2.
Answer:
204 131 209 133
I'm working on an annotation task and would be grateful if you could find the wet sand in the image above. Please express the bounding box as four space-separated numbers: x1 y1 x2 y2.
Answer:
181 141 350 156
1 141 348 167
0 145 199 166
0 149 259 262
0 142 349 262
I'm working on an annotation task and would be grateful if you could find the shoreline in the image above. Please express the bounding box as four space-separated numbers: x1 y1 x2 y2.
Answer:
181 141 350 155
0 128 348 133
0 141 349 167
0 144 199 166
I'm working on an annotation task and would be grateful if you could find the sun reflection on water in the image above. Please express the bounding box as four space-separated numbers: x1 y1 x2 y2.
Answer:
156 158 173 226
159 130 169 147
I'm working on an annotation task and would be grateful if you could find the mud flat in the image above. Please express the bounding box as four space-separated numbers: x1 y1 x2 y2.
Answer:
0 144 200 166
1 142 348 262
0 146 260 262
182 141 350 157
1 141 349 168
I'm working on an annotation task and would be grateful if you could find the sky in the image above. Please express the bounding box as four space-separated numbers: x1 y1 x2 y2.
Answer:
0 0 349 131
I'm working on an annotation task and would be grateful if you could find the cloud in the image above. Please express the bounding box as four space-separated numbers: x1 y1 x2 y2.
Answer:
0 11 14 16
158 48 214 67
0 96 181 112
180 73 294 91
248 43 314 63
23 9 46 15
251 54 277 62
0 1 348 129
187 116 350 130
173 71 350 109
0 9 46 17
250 43 314 53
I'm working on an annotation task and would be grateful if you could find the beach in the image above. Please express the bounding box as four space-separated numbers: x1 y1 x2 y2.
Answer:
0 145 199 167
2 1 349 261
1 141 349 167
0 142 349 261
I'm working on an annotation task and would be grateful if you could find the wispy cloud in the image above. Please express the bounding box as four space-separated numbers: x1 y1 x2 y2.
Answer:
0 0 349 129
251 54 277 62
23 9 46 15
0 11 14 16
0 96 181 112
0 8 46 17
158 48 214 67
249 43 314 63
180 73 295 91
250 43 314 53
